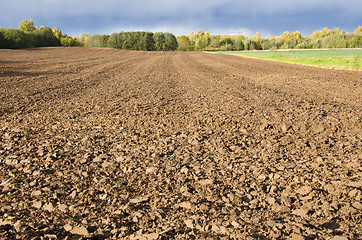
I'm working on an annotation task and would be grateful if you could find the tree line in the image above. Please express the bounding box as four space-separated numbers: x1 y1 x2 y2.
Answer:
85 32 178 51
179 27 362 51
1 19 361 50
0 19 178 51
0 19 85 49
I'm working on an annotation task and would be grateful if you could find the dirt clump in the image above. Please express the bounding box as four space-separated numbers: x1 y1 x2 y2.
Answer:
0 47 361 239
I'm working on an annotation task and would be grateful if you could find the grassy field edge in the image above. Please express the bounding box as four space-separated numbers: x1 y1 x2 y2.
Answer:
215 49 362 71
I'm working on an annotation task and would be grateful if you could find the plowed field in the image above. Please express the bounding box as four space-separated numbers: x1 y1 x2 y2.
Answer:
0 47 361 239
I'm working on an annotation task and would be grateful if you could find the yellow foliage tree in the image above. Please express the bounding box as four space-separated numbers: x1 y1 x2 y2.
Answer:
251 32 262 50
18 19 37 32
311 30 322 41
291 31 303 40
177 36 192 51
355 26 362 33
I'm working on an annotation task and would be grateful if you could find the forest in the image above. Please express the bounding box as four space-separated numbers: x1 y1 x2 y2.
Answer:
85 32 178 51
179 27 362 51
0 19 178 51
1 19 361 51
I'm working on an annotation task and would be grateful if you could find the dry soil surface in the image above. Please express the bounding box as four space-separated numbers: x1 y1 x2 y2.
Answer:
0 47 361 240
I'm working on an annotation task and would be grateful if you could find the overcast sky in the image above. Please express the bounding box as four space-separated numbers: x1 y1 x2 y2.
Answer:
1 0 361 37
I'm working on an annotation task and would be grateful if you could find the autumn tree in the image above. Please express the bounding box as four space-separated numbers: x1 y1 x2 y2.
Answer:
355 26 362 33
177 36 193 51
60 37 78 47
19 19 37 32
52 27 63 39
251 32 262 50
188 31 195 47
76 33 90 47
191 30 210 50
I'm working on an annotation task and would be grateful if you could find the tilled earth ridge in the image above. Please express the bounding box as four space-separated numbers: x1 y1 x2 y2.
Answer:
0 47 361 240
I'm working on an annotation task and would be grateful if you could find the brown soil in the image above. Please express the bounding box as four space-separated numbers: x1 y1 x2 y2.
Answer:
0 47 361 240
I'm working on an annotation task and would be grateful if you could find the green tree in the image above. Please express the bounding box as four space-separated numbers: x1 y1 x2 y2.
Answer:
145 32 156 51
1 23 64 49
312 39 322 48
244 39 257 50
349 35 362 48
138 32 155 51
219 37 234 50
122 32 138 50
154 32 166 51
3 29 30 48
164 33 178 51
153 32 178 51
27 27 61 47
107 33 122 48
0 30 6 48
233 35 245 50
295 39 312 49
208 35 221 49
85 34 109 47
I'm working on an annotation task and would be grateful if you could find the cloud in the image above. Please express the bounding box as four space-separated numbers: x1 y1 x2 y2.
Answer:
1 0 361 36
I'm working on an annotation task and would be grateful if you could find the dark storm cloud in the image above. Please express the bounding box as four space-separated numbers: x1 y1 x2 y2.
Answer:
1 0 361 37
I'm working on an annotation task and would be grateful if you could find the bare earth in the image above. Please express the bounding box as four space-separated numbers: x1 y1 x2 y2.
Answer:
0 47 361 240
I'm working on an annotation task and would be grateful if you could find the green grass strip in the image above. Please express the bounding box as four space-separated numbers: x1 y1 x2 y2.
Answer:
217 49 362 70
